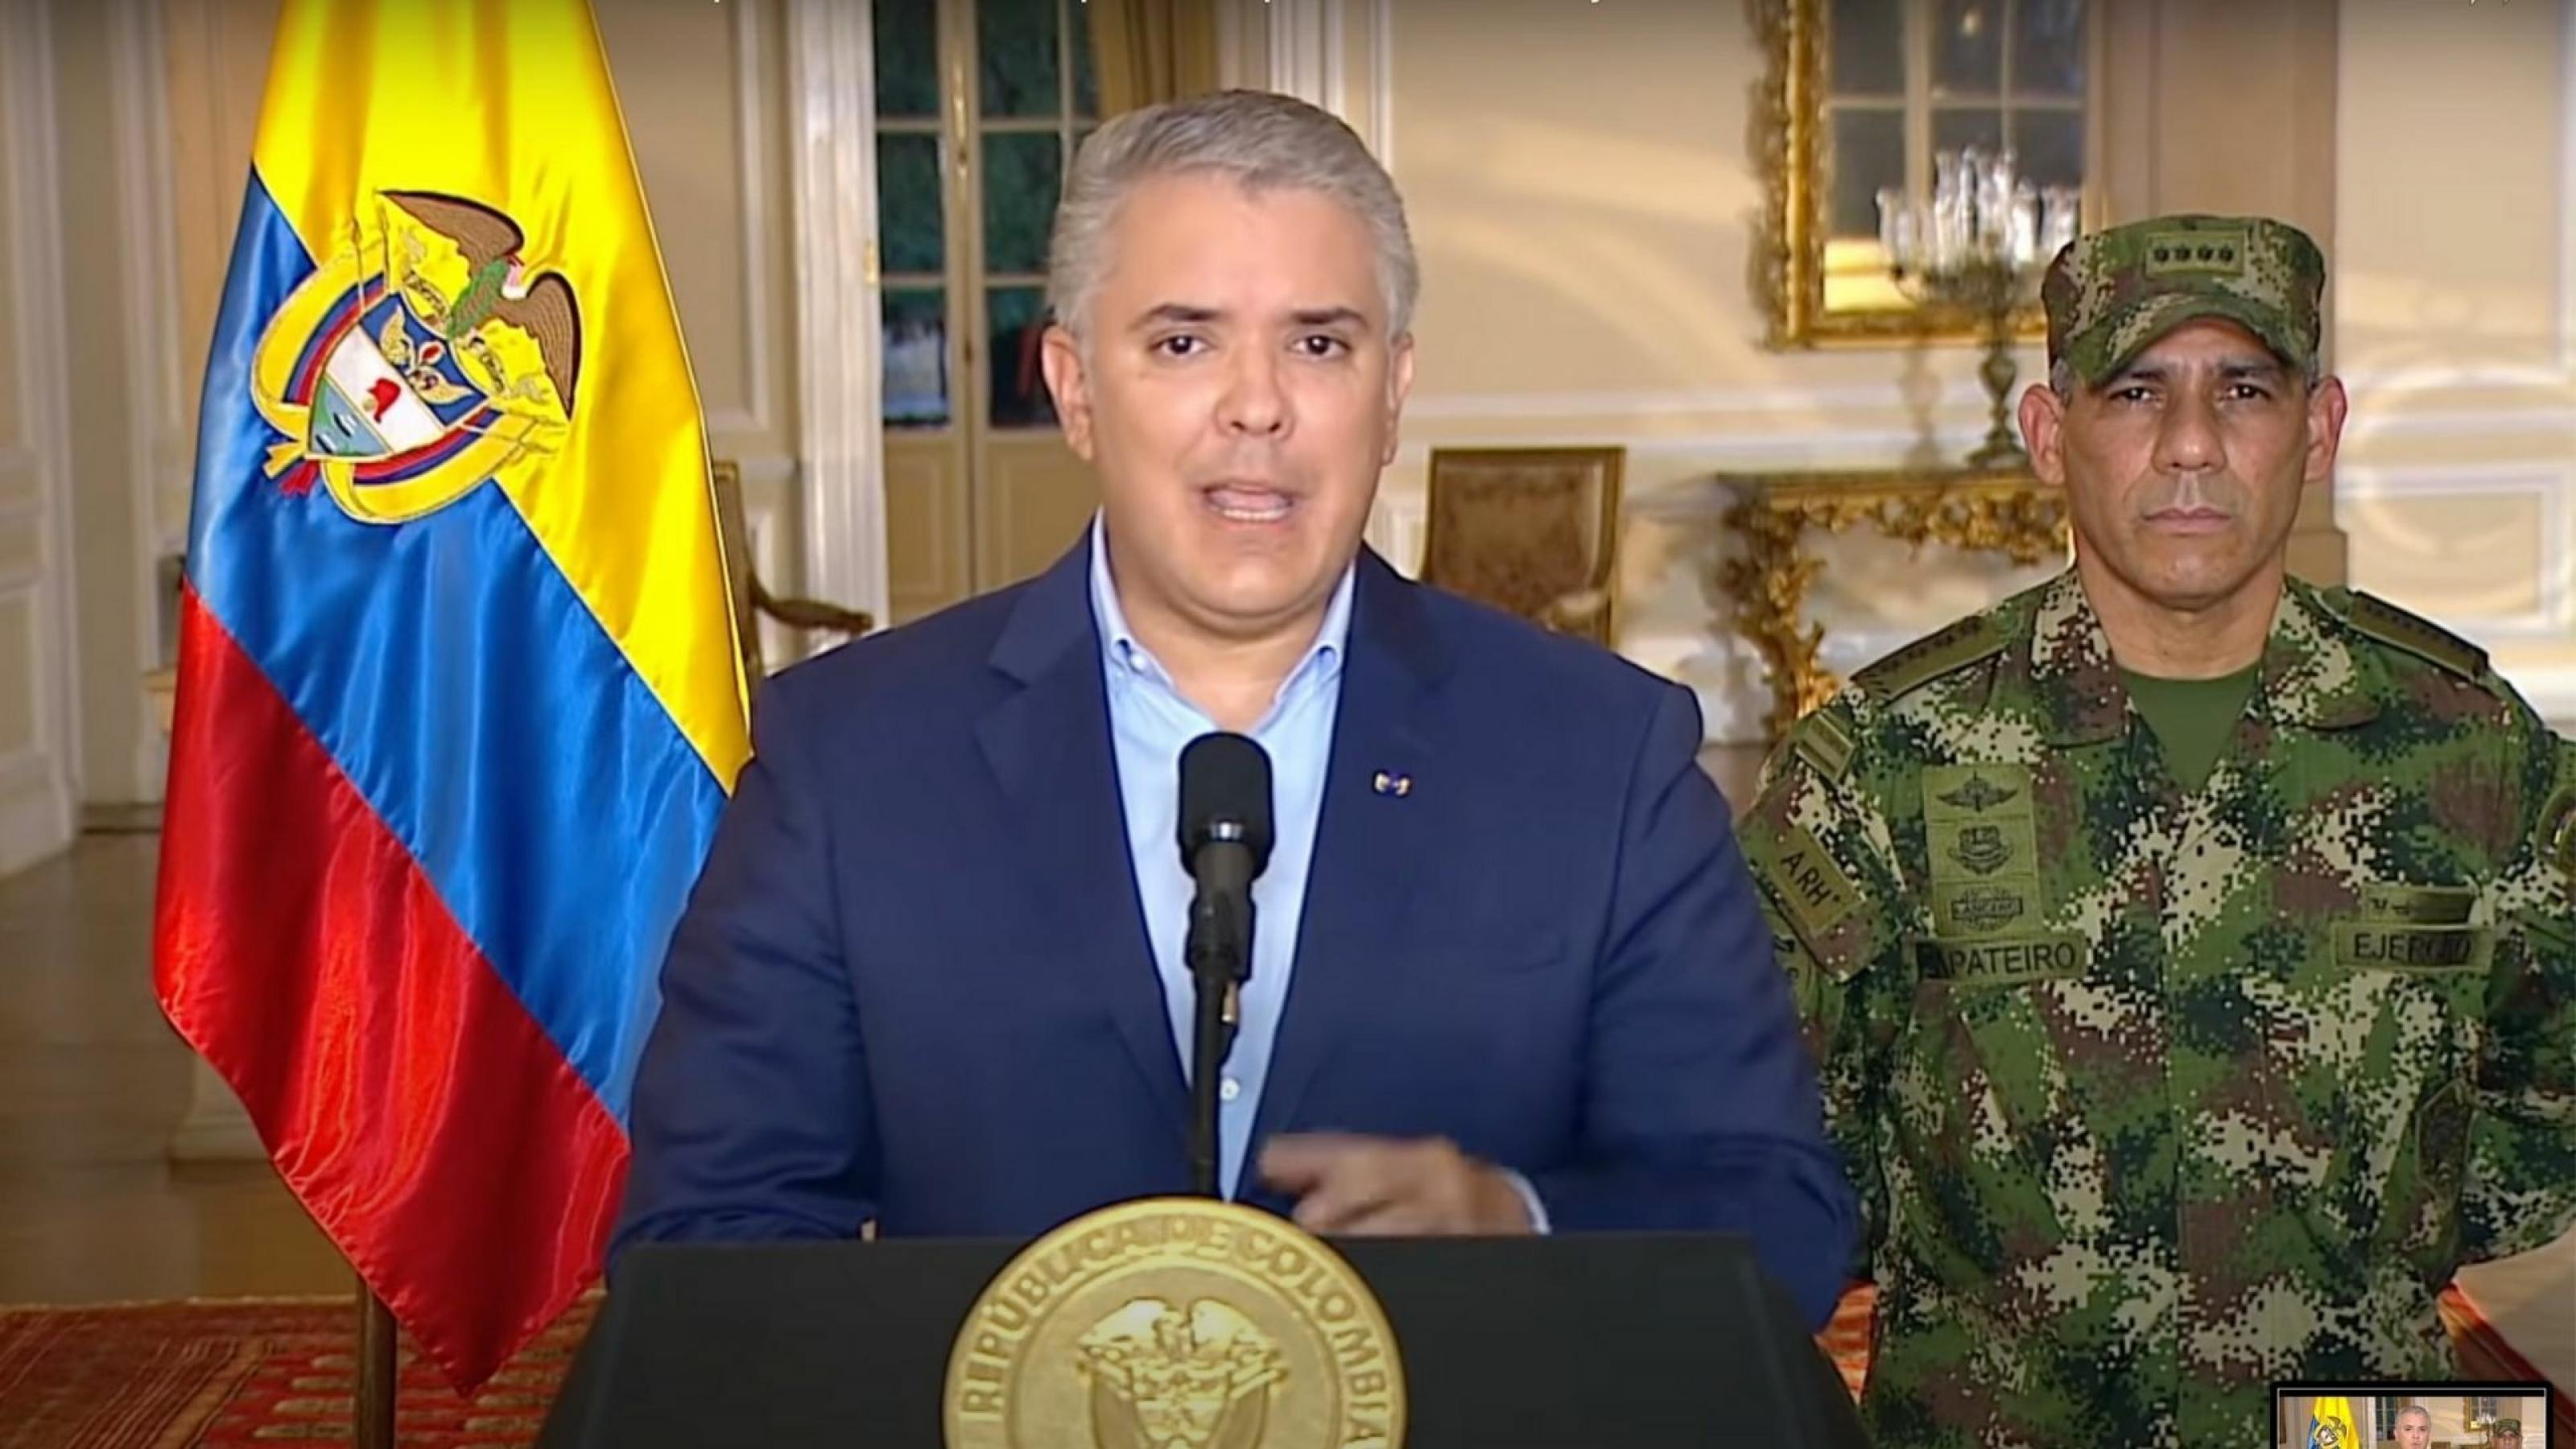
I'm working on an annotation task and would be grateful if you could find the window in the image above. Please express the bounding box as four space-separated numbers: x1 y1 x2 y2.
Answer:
1818 0 2091 313
873 0 1100 431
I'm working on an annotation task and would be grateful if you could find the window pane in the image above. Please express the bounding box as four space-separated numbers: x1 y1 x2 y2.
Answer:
1829 0 1903 97
873 0 939 119
988 286 1057 429
877 134 946 275
1072 2 1100 120
1932 107 2005 163
883 287 950 427
1828 108 1904 240
2013 0 2087 98
2013 109 2083 191
982 131 1062 275
1933 0 2003 97
977 0 1059 119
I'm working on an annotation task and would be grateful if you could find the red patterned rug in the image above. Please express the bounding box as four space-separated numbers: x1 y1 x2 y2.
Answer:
0 1295 592 1448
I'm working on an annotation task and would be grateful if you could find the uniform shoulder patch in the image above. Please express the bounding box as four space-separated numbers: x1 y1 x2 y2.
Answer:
1852 613 2006 704
1763 818 1864 962
2336 590 2490 681
1787 700 1859 782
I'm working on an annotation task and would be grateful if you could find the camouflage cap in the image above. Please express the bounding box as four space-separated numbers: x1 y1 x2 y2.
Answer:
2041 214 2326 386
2491 1418 2522 1435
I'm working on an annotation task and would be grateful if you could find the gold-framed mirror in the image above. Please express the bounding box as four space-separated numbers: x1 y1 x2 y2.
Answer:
1753 0 2100 347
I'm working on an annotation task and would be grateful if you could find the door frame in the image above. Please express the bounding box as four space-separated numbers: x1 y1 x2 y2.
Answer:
787 0 894 637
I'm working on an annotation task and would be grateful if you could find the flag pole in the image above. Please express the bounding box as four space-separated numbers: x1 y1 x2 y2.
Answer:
356 1278 398 1449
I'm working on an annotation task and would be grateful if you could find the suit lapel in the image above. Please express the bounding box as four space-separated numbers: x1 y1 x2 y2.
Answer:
975 543 1189 1146
1249 551 1452 1153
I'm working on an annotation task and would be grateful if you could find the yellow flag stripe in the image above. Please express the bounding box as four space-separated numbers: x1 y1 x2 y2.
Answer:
250 0 749 783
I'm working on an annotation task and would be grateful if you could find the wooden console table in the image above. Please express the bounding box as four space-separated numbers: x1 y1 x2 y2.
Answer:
1718 464 2070 740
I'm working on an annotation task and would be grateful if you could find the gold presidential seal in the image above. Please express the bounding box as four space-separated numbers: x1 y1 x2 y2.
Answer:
943 1198 1405 1449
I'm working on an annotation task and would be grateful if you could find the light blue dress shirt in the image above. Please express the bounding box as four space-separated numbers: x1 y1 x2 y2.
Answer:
1090 519 1349 1199
1088 521 1549 1230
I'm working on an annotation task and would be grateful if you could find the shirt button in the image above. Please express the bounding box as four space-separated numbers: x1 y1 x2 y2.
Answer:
1220 1077 1241 1102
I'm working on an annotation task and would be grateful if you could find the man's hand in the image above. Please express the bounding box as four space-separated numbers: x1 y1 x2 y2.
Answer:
1256 1133 1535 1236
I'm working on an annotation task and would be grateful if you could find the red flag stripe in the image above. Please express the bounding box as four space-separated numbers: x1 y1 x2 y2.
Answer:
154 588 629 1389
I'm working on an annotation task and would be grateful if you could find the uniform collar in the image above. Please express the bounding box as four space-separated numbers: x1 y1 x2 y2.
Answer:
2017 568 2380 743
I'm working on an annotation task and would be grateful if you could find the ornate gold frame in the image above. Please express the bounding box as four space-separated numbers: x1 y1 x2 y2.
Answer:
1750 0 2054 348
1418 445 1626 648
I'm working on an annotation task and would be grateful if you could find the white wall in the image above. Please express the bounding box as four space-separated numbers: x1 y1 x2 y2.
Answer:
2335 0 2576 729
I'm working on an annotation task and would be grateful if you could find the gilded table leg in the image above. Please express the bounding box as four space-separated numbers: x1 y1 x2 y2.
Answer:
1719 502 1826 742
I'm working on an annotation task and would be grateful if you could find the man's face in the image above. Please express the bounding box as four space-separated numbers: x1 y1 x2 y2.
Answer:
2021 317 2346 617
1042 171 1412 645
2396 1412 2431 1449
2492 1430 2519 1449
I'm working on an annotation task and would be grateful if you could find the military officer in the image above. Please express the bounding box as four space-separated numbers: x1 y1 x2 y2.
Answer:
1739 213 2576 1447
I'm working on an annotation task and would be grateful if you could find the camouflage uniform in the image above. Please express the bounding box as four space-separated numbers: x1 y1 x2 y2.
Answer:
1740 217 2576 1447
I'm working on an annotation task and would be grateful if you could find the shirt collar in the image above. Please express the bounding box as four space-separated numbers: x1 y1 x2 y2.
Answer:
1086 513 1355 689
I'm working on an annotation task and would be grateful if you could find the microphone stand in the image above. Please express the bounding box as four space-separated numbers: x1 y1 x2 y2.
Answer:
1184 838 1254 1200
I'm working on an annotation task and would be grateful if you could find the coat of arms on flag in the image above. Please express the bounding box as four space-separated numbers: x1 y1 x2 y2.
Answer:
250 192 582 524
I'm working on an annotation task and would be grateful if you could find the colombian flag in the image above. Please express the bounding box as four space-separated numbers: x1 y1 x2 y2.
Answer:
152 0 749 1389
2310 1395 2362 1449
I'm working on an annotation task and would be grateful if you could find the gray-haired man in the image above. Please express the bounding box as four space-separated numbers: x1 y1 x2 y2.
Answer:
614 90 1858 1327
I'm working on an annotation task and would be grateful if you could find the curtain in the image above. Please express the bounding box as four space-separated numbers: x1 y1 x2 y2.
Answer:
1085 0 1220 118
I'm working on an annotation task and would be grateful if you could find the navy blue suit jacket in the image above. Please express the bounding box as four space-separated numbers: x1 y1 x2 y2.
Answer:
611 543 1857 1326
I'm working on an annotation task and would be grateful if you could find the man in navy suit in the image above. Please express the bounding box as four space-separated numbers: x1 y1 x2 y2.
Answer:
611 89 1856 1327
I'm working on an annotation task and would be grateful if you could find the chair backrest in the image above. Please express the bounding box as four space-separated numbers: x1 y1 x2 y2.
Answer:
1416 446 1625 646
708 458 764 683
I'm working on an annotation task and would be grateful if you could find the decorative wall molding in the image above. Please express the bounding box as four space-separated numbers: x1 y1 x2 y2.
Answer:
1393 424 2004 470
2343 406 2576 440
1403 374 2021 423
2336 367 2576 396
2338 11 2576 397
786 0 891 630
2338 461 2574 641
0 750 77 881
0 0 80 867
2331 14 2576 707
109 0 186 804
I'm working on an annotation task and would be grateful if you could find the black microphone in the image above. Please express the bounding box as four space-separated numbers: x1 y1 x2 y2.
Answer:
1175 733 1273 1199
